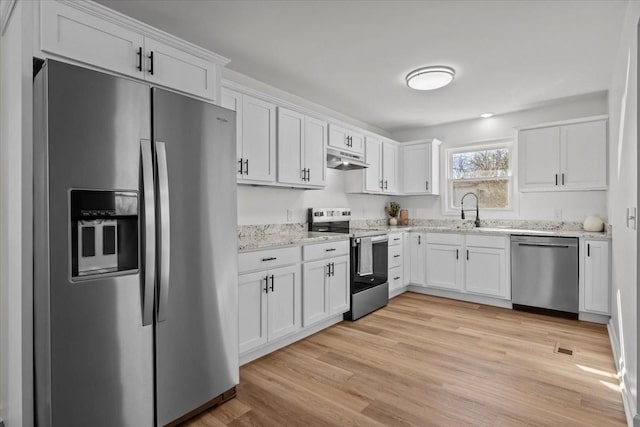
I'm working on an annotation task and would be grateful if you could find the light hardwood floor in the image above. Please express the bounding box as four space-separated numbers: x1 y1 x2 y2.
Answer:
185 292 625 426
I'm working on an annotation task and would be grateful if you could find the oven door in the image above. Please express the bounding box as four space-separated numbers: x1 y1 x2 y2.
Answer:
351 235 388 294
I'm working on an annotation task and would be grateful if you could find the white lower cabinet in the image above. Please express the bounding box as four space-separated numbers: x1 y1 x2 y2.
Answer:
426 234 464 291
581 239 611 315
403 232 411 286
388 233 405 296
409 233 427 286
238 264 301 354
413 233 509 300
302 255 349 326
464 239 508 299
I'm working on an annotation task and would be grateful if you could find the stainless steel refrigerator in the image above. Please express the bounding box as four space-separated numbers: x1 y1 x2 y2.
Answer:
33 60 239 426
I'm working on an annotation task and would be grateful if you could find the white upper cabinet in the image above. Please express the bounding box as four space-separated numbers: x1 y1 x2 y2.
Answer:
241 95 277 183
222 89 276 183
347 138 400 194
328 124 364 155
364 138 383 193
277 108 305 185
40 0 144 79
277 107 327 187
143 38 217 101
303 116 328 187
39 1 226 101
519 119 607 191
382 143 399 193
561 121 608 190
401 140 441 195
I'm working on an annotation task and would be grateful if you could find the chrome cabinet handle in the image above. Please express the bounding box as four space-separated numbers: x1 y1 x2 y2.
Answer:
555 174 558 186
140 140 155 326
269 275 275 291
326 263 331 277
261 257 277 261
238 158 244 174
394 276 401 280
325 248 336 252
156 141 171 322
394 254 400 258
330 262 335 276
264 275 269 293
307 168 310 181
456 249 459 259
244 159 249 175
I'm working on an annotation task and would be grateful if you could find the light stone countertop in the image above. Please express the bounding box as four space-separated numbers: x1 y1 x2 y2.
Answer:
238 230 349 252
237 220 610 252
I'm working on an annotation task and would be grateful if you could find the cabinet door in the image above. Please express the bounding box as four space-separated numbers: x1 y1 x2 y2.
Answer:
277 107 305 185
144 38 216 100
329 256 350 315
328 124 349 151
349 131 365 155
402 144 429 194
304 117 327 187
242 95 276 182
238 271 268 354
364 138 383 193
561 120 607 190
41 1 144 79
583 240 610 314
409 233 426 286
220 88 243 177
382 142 399 193
464 246 507 298
426 244 463 291
403 233 411 286
302 260 330 327
519 127 561 190
267 265 301 341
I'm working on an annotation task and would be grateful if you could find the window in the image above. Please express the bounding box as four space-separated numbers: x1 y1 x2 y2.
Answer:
445 142 513 213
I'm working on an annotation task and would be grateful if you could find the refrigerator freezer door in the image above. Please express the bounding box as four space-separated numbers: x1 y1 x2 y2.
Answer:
34 61 154 426
152 88 239 425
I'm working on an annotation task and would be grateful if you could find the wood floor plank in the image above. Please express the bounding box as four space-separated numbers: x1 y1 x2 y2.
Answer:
184 292 626 426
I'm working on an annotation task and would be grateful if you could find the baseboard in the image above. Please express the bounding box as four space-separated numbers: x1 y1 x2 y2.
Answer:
240 314 343 366
389 286 408 299
578 311 610 324
407 285 512 309
607 319 637 427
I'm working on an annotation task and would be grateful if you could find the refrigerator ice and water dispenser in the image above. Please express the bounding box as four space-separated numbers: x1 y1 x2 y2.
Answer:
70 190 139 278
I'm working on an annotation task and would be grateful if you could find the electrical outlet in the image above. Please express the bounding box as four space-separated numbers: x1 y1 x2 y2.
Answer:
554 208 562 220
286 209 293 222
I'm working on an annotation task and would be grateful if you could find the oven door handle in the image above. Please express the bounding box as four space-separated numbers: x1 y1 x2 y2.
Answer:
354 235 388 244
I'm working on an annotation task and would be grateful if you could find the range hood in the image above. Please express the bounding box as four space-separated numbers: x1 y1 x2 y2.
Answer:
326 147 369 170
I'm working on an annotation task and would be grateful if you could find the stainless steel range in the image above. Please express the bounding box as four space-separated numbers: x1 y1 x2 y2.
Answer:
308 208 389 320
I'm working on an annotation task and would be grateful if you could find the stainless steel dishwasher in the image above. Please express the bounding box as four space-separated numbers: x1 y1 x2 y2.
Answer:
511 235 578 317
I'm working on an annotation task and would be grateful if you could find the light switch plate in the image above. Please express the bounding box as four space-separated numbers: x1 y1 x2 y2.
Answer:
286 209 293 222
554 208 563 220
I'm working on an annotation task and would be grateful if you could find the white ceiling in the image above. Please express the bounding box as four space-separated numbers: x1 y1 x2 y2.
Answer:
96 0 627 133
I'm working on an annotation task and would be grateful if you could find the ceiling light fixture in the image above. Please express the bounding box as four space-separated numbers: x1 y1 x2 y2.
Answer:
406 66 455 90
480 112 494 118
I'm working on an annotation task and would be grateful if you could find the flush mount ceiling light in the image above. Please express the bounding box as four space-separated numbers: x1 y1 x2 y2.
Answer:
480 112 494 118
406 66 455 90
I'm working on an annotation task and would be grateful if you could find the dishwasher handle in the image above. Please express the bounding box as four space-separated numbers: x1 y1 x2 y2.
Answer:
517 243 570 248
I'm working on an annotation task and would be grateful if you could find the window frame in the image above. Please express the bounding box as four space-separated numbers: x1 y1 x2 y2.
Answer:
442 139 516 216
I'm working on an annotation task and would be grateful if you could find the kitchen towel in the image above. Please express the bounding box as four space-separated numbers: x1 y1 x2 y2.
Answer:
358 237 373 276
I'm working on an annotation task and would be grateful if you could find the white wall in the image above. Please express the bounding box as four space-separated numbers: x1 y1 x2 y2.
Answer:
238 169 391 225
392 92 609 222
0 1 34 426
607 1 640 424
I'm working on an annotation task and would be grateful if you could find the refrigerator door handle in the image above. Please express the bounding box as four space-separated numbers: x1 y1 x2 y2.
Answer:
156 141 171 322
141 140 156 326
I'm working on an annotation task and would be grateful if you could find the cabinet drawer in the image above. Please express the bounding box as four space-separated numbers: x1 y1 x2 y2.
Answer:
389 266 403 289
388 232 403 246
388 245 402 268
427 233 464 245
303 240 350 261
465 234 507 249
239 246 301 273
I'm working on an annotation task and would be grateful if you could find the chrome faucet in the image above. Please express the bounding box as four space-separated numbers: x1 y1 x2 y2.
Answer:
461 192 481 228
